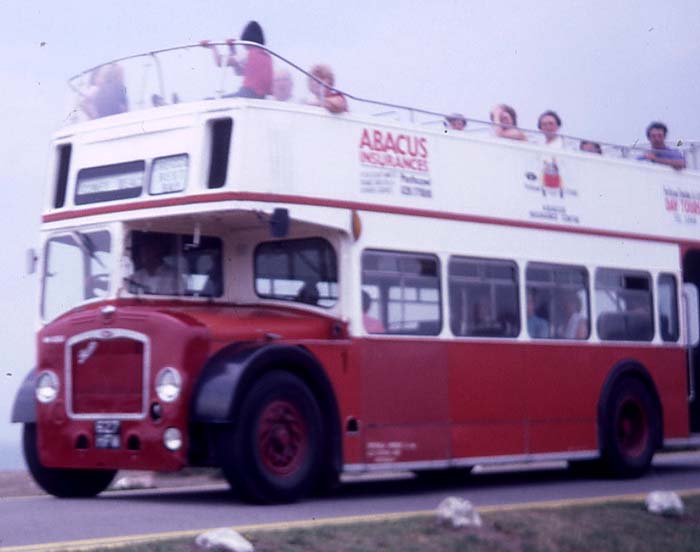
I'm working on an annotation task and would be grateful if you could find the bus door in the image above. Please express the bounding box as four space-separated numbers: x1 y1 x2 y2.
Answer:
683 250 700 432
359 250 450 466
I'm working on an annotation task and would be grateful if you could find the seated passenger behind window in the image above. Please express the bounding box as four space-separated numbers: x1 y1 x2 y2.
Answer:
490 104 527 141
362 290 385 333
296 280 319 305
130 238 178 295
200 20 272 99
556 291 588 339
580 140 602 154
526 290 550 338
307 64 348 114
80 63 128 119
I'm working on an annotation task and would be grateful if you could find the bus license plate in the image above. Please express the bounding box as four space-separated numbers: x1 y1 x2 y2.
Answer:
94 420 121 449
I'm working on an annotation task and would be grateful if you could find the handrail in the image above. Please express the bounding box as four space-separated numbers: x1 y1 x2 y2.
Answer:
67 42 699 169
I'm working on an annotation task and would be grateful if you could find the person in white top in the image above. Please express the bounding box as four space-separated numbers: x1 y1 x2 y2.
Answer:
130 238 178 295
538 110 564 148
557 291 588 339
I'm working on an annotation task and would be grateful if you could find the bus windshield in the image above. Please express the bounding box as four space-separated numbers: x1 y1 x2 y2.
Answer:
42 229 112 322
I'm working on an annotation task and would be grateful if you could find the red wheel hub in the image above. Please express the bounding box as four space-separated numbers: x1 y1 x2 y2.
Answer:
616 397 648 457
257 400 308 476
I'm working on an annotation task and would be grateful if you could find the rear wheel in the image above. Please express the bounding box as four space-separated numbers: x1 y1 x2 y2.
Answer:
600 378 659 478
23 424 116 497
217 371 324 503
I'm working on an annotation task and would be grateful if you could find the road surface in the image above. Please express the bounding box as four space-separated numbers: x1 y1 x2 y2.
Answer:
1 452 699 549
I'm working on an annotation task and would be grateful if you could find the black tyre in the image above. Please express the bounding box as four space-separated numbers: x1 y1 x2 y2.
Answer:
218 370 324 504
600 378 660 478
23 424 116 497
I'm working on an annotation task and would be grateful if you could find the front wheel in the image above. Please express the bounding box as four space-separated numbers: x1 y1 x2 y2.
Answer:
217 371 324 504
600 378 660 478
23 424 117 497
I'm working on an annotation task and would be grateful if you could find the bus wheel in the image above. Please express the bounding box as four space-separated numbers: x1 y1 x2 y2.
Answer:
218 371 323 504
601 378 659 478
22 424 116 497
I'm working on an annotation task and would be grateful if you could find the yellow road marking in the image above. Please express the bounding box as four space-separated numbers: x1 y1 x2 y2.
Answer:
3 488 700 552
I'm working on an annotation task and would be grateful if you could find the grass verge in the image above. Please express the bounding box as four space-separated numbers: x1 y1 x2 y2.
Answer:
86 495 700 552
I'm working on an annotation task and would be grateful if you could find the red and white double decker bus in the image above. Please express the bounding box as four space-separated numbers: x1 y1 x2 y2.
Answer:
12 43 700 503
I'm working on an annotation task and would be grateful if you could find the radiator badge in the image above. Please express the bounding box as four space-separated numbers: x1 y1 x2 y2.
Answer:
77 341 98 365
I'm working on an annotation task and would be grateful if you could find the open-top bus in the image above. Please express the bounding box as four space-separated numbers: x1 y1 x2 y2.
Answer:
12 42 700 503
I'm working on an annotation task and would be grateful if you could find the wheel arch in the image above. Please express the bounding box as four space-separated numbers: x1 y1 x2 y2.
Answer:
191 342 342 477
597 359 664 451
11 370 37 423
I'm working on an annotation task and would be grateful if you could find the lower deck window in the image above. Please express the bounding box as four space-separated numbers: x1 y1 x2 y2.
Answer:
526 263 590 340
254 238 338 307
595 268 653 341
448 257 520 338
127 231 223 297
658 273 679 342
362 250 441 335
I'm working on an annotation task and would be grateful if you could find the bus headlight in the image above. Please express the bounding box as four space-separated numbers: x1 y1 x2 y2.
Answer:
36 370 60 403
155 367 182 403
163 427 183 451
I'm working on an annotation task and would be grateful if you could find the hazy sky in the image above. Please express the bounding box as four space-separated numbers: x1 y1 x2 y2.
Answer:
0 0 698 467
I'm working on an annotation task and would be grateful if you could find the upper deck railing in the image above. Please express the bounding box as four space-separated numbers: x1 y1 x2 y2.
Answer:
67 42 699 170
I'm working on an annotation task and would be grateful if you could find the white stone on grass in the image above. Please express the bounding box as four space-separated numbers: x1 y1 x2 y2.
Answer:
645 490 684 517
436 496 483 528
195 528 254 552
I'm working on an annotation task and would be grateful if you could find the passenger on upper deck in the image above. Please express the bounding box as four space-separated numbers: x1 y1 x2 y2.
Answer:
201 20 273 99
538 110 564 148
580 140 602 154
272 69 294 101
638 121 686 170
445 113 466 131
490 104 527 141
307 64 348 114
80 63 128 119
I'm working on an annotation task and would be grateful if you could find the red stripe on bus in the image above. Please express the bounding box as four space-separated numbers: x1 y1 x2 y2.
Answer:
42 191 700 246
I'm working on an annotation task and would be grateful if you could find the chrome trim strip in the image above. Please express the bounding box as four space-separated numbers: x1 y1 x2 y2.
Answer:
343 450 599 473
664 436 700 448
65 328 150 420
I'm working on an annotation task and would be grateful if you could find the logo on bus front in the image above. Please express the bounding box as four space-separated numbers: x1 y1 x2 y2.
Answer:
358 128 432 198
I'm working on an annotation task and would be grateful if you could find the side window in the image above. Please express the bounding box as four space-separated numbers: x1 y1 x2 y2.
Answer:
254 238 338 307
362 250 441 335
658 273 679 342
448 257 519 338
526 263 590 340
595 268 653 341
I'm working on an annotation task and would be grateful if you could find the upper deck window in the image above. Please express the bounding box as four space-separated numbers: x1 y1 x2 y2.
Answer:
595 268 653 341
254 238 338 308
127 231 223 297
75 161 145 205
42 229 112 322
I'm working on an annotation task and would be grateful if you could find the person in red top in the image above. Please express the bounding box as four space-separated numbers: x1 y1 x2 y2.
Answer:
201 21 272 99
307 64 348 114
